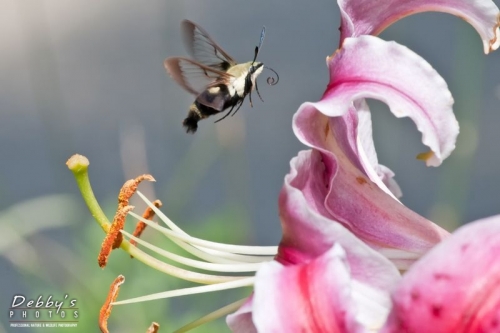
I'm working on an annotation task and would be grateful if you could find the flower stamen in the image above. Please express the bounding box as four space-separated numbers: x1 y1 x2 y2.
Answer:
129 210 276 259
135 191 277 256
98 206 134 268
130 199 162 258
118 174 156 208
416 150 435 164
68 155 272 331
99 275 125 333
113 174 155 249
146 322 160 333
112 276 255 305
122 230 264 273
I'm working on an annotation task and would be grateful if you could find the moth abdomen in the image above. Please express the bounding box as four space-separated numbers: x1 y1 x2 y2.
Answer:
183 97 224 133
183 104 202 133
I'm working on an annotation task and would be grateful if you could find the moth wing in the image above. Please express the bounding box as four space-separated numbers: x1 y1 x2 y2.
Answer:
164 57 233 111
181 20 237 71
164 57 232 95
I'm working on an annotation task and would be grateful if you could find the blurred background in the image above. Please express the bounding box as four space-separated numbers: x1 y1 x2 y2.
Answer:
0 0 499 332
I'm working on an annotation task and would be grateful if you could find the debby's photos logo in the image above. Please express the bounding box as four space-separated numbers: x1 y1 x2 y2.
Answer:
9 294 79 329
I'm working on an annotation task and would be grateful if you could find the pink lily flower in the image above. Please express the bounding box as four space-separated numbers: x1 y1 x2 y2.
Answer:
69 1 500 332
228 0 500 331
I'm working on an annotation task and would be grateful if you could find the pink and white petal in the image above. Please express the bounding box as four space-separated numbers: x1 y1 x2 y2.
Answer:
294 99 398 199
282 145 448 269
279 150 401 289
227 297 257 333
293 101 366 183
291 39 451 261
254 244 390 333
318 36 458 167
319 121 448 261
338 0 500 54
381 215 500 333
376 164 403 199
356 99 378 169
355 99 402 198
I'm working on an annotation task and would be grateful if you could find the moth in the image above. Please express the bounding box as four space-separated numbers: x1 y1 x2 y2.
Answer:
164 20 278 133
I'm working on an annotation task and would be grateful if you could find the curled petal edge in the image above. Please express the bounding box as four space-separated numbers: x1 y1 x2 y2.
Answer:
338 0 500 54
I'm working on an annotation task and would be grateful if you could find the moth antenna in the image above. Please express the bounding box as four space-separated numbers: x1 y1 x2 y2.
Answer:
264 66 279 85
252 46 259 65
252 26 265 64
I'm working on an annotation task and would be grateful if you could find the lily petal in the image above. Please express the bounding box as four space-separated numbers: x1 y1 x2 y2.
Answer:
279 150 402 287
282 146 448 268
253 244 391 333
338 0 500 54
227 297 257 333
356 99 402 198
313 36 457 167
382 215 500 333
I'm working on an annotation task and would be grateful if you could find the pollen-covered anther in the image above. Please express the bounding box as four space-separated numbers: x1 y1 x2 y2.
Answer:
131 199 162 245
118 174 156 208
99 275 125 333
416 150 435 163
130 200 163 257
98 205 135 268
146 322 160 333
113 174 155 248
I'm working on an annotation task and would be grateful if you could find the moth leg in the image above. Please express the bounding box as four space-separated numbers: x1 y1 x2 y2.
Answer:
214 105 235 123
255 80 264 102
230 99 245 117
248 90 254 108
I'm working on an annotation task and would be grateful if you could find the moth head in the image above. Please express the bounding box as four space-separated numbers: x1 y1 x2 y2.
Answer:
248 39 279 87
249 62 264 82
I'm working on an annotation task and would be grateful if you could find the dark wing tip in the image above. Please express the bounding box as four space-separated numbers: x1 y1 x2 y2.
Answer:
181 20 196 56
164 57 183 82
181 19 195 28
164 57 198 96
